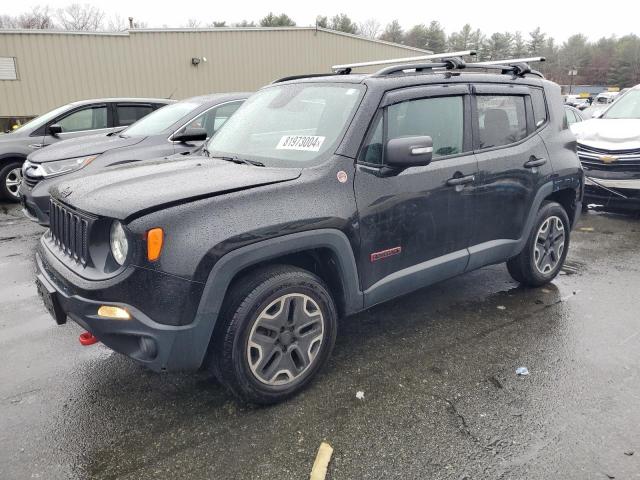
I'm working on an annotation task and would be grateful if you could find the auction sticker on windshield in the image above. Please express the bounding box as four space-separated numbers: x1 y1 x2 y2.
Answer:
276 135 325 152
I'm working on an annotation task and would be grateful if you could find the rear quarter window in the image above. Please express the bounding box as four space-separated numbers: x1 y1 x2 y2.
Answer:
530 88 548 128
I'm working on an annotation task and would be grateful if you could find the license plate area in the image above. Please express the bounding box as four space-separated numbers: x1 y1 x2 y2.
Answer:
36 276 67 325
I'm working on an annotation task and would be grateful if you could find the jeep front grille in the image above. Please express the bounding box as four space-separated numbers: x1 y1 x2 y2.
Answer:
49 200 92 266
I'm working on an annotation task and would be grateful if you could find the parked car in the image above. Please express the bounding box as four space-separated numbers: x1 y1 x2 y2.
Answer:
583 91 620 118
35 59 582 404
20 93 248 225
0 98 173 202
565 105 585 126
571 84 640 210
565 94 591 110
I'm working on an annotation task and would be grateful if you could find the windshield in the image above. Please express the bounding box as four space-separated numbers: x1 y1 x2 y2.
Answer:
206 83 365 167
10 104 70 133
602 90 640 119
122 102 200 137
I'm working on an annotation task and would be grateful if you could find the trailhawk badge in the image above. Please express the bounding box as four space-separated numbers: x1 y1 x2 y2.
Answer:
59 185 73 198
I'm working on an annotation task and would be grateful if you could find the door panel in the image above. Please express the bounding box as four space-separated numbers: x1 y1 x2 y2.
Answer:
354 91 477 304
467 88 553 269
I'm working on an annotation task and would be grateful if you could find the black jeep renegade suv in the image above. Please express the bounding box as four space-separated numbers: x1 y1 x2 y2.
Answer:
35 59 583 404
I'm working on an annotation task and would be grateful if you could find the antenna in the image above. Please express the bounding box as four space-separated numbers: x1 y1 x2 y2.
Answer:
474 57 546 66
331 50 477 72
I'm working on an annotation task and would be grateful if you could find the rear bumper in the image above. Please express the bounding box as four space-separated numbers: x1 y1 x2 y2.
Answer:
36 242 209 372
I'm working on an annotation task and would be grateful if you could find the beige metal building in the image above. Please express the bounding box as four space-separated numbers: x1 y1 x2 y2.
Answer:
0 27 427 124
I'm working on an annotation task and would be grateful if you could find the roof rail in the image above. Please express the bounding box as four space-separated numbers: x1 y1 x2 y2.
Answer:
331 50 476 73
271 73 340 84
372 56 546 79
373 57 467 76
474 57 545 66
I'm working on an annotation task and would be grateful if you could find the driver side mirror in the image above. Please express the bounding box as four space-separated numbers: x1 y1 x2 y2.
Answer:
385 136 433 168
48 124 63 136
172 127 207 143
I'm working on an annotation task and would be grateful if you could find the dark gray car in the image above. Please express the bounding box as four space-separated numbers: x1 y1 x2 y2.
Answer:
20 93 248 225
0 98 172 201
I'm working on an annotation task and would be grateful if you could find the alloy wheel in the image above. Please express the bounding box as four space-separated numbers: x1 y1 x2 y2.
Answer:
247 293 324 386
5 167 23 199
533 215 566 274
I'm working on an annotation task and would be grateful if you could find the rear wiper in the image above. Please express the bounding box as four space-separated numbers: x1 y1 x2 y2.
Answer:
214 155 265 167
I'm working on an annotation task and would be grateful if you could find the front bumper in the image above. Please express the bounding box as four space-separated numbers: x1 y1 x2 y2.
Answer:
20 181 51 226
584 176 640 210
36 240 209 372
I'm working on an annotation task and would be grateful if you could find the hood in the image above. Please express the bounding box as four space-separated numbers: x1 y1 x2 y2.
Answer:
571 118 640 151
51 157 301 220
29 133 145 163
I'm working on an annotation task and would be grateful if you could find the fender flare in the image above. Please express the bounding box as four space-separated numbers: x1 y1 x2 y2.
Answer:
0 153 27 165
168 229 363 370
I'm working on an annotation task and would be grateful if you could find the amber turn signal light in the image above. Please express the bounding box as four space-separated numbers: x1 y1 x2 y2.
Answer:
97 305 131 320
147 228 164 261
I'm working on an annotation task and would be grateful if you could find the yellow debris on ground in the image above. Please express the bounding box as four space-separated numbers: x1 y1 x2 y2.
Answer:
310 442 334 480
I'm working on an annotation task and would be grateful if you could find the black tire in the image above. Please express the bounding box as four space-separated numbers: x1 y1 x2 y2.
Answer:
0 160 24 202
507 201 570 287
210 265 338 405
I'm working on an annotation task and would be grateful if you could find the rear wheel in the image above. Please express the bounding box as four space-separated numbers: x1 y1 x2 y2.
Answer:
0 161 24 202
210 265 337 404
507 201 570 287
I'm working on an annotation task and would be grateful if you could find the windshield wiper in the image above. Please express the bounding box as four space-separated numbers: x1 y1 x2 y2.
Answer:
214 155 265 167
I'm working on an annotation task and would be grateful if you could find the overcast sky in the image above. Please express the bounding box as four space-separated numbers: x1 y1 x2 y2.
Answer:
4 0 634 42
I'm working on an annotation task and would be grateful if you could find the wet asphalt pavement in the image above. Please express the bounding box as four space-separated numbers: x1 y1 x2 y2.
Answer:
1 202 639 480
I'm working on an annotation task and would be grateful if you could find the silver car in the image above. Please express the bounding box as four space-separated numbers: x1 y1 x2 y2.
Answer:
0 98 173 201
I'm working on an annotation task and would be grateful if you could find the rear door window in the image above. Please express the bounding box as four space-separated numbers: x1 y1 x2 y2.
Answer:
476 95 527 149
116 104 154 127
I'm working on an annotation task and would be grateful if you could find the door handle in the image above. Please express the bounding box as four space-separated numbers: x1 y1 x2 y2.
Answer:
524 156 547 168
446 174 475 187
28 144 44 149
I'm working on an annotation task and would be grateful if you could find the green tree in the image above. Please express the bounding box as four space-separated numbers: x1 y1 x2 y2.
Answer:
448 24 474 51
379 20 404 44
512 32 527 57
259 12 296 27
484 32 514 60
315 15 328 28
329 13 358 34
233 20 256 27
425 21 446 53
404 24 428 49
528 27 546 55
610 35 640 87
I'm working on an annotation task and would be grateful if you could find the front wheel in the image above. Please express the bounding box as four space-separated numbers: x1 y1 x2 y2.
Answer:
210 265 337 404
507 201 570 287
0 161 24 202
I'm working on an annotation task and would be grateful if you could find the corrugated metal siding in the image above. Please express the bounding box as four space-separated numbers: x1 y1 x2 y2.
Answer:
0 28 427 117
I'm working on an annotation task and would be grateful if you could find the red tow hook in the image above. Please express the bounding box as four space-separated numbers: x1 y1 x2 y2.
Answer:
79 331 99 346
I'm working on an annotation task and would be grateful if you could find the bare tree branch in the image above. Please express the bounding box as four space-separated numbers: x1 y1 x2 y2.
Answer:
57 3 105 31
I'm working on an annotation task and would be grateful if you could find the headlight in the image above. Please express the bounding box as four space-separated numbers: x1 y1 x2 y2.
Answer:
110 220 129 265
39 155 97 177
